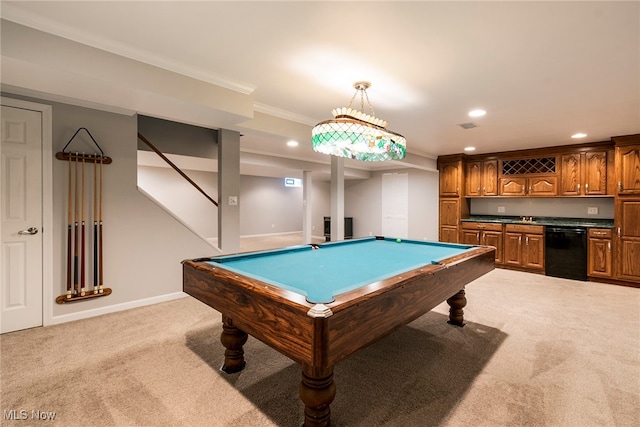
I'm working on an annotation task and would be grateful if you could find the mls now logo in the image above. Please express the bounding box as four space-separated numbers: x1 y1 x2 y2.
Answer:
3 409 56 421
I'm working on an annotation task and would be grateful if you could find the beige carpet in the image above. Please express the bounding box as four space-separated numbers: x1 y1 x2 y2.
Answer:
1 269 639 426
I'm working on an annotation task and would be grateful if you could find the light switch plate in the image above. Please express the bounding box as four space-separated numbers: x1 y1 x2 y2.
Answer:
497 206 506 213
228 196 238 206
587 207 598 215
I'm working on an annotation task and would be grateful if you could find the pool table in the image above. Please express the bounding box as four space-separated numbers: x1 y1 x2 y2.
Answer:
183 236 495 426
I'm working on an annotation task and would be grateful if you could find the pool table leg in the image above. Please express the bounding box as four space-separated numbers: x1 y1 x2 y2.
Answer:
299 364 336 427
447 289 467 327
220 315 248 374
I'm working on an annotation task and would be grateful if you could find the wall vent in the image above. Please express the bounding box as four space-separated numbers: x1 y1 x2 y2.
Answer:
459 122 478 129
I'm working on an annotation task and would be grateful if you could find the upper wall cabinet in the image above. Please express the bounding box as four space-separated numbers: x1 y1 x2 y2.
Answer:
560 151 610 196
498 156 558 196
438 158 463 197
465 159 498 196
615 143 640 195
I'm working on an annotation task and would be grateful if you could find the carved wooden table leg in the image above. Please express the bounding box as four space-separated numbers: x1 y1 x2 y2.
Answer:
220 314 248 373
299 364 336 427
447 289 467 327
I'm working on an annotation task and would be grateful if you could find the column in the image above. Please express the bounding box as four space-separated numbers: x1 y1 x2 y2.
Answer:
330 156 344 241
217 129 240 253
302 171 313 244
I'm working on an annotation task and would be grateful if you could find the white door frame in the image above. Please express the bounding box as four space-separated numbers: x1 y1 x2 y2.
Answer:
1 96 54 327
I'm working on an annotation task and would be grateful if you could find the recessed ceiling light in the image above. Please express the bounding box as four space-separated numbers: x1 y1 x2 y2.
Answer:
468 109 486 118
464 146 476 152
571 133 587 139
287 140 299 147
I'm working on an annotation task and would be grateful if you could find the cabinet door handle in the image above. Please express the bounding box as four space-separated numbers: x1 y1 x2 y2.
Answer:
577 183 580 192
618 181 622 191
608 242 611 251
585 183 589 192
617 227 621 238
477 232 480 240
519 235 522 245
526 236 529 245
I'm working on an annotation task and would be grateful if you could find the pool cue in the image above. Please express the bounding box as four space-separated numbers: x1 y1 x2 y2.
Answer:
66 154 72 299
80 154 86 296
93 155 98 294
73 153 79 296
98 155 104 293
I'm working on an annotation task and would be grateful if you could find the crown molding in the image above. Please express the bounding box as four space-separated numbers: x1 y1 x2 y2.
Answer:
0 4 255 95
253 102 318 127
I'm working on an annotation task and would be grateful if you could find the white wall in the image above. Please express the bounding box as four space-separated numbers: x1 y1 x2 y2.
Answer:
345 169 439 241
137 166 218 239
239 175 304 236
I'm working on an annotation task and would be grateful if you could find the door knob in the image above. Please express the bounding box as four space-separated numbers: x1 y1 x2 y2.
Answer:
18 227 38 235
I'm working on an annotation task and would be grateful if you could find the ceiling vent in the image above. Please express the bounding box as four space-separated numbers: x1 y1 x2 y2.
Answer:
459 122 478 129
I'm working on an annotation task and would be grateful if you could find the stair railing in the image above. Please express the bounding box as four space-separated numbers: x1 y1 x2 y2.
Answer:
137 132 218 207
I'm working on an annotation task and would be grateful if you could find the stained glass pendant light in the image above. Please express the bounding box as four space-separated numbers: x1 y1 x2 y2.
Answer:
312 82 406 161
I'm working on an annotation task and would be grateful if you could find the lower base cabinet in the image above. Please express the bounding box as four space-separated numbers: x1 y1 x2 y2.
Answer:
503 224 545 271
461 222 503 264
588 228 613 278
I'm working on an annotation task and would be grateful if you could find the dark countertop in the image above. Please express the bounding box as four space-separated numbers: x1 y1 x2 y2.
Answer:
462 215 615 228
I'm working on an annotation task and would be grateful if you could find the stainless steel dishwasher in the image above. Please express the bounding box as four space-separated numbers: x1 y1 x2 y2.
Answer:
545 226 588 281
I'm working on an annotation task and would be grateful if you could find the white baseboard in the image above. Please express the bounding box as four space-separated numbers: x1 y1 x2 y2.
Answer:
50 292 189 325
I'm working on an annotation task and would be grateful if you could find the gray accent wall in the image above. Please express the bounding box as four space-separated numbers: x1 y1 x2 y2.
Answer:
12 96 216 320
138 115 218 158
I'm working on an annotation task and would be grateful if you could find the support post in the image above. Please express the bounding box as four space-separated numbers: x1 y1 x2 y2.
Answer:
217 129 241 253
330 156 344 242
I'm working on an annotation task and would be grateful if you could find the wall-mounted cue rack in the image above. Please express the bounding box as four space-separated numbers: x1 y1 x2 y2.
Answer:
55 128 113 304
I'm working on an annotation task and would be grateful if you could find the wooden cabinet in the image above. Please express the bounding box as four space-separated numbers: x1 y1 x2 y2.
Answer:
438 156 468 244
439 199 460 243
503 224 544 271
615 143 640 195
560 151 609 196
613 135 640 284
614 199 640 282
439 159 463 197
465 160 498 196
588 228 613 278
461 222 503 263
499 176 558 196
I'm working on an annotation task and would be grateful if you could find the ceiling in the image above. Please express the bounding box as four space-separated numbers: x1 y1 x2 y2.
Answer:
1 1 639 177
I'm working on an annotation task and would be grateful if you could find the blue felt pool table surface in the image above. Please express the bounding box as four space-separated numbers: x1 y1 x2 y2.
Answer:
207 237 474 304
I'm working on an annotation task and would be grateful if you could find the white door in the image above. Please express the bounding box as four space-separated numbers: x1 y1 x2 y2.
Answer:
1 105 43 333
382 173 408 238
